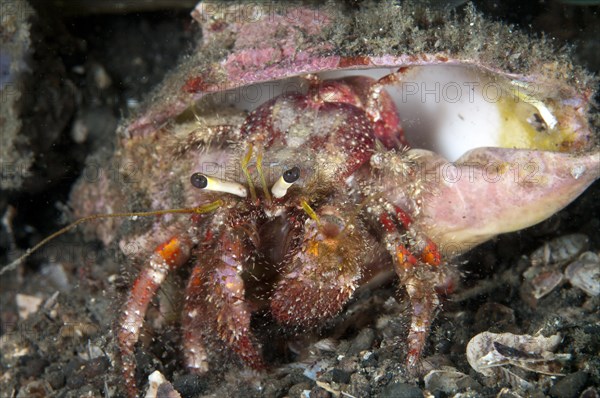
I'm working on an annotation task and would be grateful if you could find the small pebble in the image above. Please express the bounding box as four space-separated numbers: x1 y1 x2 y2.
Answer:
71 118 89 144
46 370 66 390
580 386 600 398
530 234 589 267
380 382 423 398
361 350 378 367
18 354 49 379
41 263 71 292
347 328 376 355
424 368 482 394
15 380 52 398
146 371 181 398
91 63 112 89
310 386 331 398
565 252 600 296
263 379 285 397
288 382 312 397
549 371 589 398
172 373 208 396
331 368 352 384
156 383 182 398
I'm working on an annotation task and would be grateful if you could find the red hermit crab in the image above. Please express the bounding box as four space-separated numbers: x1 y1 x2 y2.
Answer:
4 1 600 397
115 73 457 396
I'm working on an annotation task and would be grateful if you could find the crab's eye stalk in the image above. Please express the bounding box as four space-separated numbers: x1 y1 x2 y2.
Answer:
272 166 300 199
190 172 247 198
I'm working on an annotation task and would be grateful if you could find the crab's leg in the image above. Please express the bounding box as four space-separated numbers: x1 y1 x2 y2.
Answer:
375 204 448 372
396 266 442 371
118 236 191 398
308 74 407 149
181 264 210 373
386 230 443 372
379 205 441 267
182 228 265 372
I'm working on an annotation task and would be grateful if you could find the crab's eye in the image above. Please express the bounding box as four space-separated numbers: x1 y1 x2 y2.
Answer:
272 167 300 199
283 167 300 183
190 173 208 189
190 172 247 198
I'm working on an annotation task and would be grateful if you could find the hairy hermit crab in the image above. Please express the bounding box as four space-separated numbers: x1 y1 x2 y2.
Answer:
4 1 599 396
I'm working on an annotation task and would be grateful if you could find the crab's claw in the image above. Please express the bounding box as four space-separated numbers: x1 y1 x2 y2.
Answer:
270 205 374 328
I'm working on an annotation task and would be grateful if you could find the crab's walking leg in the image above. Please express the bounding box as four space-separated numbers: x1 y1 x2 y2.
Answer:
391 238 448 373
181 265 210 373
118 237 191 398
396 267 441 371
182 229 265 372
303 73 407 149
377 204 447 373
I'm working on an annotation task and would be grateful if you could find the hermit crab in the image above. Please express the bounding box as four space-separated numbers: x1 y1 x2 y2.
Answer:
4 1 600 397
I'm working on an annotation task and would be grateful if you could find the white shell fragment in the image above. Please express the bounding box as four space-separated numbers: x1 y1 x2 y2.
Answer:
523 268 564 300
15 294 43 320
530 234 589 267
145 370 181 398
522 235 594 302
424 366 477 394
467 332 570 388
565 252 600 296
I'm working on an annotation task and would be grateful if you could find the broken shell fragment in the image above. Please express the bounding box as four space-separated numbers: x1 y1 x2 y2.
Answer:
467 332 570 385
15 293 43 320
530 233 589 267
523 267 565 300
565 252 600 296
424 366 481 394
522 237 598 303
144 370 181 398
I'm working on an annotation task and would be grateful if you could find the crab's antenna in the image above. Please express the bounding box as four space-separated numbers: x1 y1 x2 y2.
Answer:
300 199 321 226
241 144 257 202
0 200 223 276
255 147 272 204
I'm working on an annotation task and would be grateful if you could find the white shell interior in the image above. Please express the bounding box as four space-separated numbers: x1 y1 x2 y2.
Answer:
380 66 504 162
